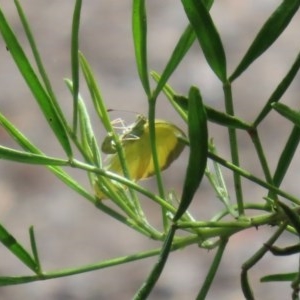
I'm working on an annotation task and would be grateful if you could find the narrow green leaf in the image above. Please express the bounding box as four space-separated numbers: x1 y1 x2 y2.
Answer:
152 71 250 131
14 0 67 130
174 95 251 130
65 78 102 167
261 272 297 282
272 102 300 128
206 106 251 130
268 124 300 193
278 201 300 236
132 0 150 96
151 71 188 122
78 55 141 205
79 52 112 132
181 0 227 82
230 0 300 81
78 98 102 167
0 8 72 157
0 111 95 204
254 51 300 126
29 226 41 274
202 0 214 8
270 102 300 192
71 0 82 132
0 223 37 272
152 25 196 99
0 112 41 154
152 0 214 98
173 87 208 222
0 146 68 166
133 225 176 299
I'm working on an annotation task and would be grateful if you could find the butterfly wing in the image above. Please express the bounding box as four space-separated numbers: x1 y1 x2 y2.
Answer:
95 137 150 199
105 132 151 181
97 118 186 199
105 119 186 180
143 120 186 178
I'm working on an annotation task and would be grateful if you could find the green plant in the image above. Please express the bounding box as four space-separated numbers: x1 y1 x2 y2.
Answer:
0 0 300 299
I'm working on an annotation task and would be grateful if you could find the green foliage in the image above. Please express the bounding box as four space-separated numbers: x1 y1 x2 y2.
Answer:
0 0 300 299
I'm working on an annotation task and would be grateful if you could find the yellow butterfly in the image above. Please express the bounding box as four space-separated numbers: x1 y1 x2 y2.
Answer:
95 115 186 199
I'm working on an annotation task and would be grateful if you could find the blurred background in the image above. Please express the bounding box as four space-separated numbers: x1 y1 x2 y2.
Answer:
0 1 299 299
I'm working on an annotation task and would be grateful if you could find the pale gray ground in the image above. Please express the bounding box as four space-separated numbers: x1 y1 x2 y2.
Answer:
0 1 299 299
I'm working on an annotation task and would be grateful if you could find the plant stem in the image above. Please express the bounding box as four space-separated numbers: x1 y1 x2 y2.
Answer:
133 225 176 299
249 128 277 204
0 233 200 287
196 238 228 299
208 152 300 205
148 98 168 230
223 80 244 215
241 222 287 299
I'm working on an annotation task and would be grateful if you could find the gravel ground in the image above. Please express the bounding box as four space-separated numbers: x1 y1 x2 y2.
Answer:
0 1 299 299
